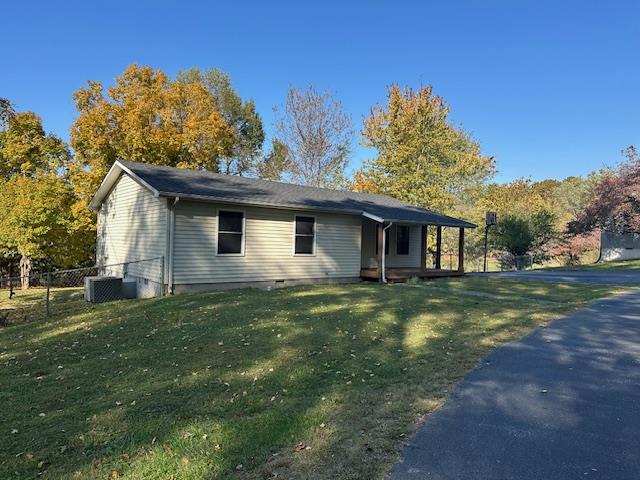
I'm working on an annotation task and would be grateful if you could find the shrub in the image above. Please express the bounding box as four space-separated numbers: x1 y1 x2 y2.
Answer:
491 212 557 268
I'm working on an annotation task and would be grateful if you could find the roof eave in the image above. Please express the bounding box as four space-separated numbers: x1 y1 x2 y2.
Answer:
154 190 475 227
88 160 160 210
384 218 477 228
155 190 366 217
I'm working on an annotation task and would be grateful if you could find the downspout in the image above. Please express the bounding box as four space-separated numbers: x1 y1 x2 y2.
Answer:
381 222 393 283
168 197 180 294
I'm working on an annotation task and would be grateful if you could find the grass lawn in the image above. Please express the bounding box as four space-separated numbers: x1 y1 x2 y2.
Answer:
0 279 631 479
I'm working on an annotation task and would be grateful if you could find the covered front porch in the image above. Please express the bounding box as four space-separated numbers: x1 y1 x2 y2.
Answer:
359 217 469 283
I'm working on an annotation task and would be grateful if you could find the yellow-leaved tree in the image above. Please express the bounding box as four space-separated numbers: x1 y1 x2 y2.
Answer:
69 64 236 199
355 84 494 214
354 84 495 266
0 111 69 178
0 105 93 285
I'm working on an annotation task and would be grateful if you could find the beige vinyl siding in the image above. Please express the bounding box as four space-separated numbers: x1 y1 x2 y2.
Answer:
360 221 422 269
385 224 422 268
172 201 361 284
96 174 167 282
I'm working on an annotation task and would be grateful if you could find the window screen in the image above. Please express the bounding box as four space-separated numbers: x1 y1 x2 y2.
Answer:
295 216 315 254
218 211 244 254
396 225 410 255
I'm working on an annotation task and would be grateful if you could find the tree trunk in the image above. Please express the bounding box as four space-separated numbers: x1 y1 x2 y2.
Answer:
19 255 31 290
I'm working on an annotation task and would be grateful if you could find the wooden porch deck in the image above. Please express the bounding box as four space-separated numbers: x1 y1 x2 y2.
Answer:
360 268 464 283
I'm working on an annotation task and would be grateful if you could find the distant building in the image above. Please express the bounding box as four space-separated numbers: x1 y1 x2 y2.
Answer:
600 230 640 262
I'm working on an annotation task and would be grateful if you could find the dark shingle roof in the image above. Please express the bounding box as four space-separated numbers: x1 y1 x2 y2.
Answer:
118 160 476 228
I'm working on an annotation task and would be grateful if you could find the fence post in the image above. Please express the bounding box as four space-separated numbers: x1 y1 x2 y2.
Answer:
160 256 165 296
8 262 14 300
46 272 51 317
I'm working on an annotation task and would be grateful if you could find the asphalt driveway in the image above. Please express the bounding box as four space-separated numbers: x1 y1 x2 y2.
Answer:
391 290 640 480
477 269 640 285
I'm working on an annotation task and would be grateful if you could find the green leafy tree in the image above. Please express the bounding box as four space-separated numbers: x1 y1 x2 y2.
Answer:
256 139 290 181
475 179 549 219
0 98 15 128
493 216 534 256
551 174 602 228
176 68 265 176
491 211 557 268
355 84 494 213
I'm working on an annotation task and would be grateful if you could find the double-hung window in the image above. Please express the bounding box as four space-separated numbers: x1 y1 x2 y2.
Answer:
396 225 410 255
217 210 245 255
294 216 316 255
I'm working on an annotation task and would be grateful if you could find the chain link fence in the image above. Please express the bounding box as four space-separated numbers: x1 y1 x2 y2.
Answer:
466 253 535 272
0 257 164 324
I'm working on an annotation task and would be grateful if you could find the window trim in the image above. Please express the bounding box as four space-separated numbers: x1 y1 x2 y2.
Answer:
216 208 246 256
293 214 317 256
396 225 410 256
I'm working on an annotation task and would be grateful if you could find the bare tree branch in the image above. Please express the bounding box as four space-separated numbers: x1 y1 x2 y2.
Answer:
275 86 353 188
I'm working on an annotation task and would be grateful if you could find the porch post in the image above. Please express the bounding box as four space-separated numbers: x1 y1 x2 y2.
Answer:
458 227 465 273
435 225 442 270
376 223 383 282
420 225 428 272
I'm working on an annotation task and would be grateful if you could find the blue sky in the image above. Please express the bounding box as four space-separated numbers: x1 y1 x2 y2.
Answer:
3 1 638 182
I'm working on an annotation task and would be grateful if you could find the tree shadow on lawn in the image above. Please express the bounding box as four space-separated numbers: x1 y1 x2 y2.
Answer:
390 290 640 479
0 282 611 479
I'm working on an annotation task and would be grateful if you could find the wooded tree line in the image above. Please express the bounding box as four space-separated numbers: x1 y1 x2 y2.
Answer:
1 63 637 279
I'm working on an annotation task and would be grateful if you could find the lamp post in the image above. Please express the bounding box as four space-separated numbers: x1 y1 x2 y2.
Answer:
484 211 497 272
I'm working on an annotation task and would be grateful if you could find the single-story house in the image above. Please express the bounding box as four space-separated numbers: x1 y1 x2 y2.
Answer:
89 160 476 296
